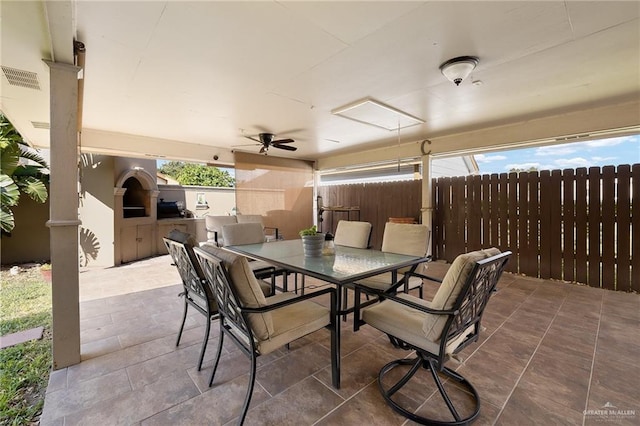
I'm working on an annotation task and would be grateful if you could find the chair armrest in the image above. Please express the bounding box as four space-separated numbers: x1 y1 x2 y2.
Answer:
384 293 457 316
353 283 456 332
241 287 336 315
404 270 443 284
263 226 279 240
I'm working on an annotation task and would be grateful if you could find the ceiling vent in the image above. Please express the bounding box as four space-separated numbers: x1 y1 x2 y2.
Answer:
31 121 50 129
1 66 41 90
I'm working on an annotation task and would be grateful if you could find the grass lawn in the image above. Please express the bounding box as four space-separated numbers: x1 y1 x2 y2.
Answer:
0 264 52 425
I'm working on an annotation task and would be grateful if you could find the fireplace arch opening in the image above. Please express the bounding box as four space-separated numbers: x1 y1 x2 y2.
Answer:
115 168 158 219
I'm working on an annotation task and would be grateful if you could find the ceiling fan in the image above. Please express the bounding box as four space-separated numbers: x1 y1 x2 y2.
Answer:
243 132 297 154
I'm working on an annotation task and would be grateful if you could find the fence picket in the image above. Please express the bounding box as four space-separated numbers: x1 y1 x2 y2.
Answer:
588 167 601 288
601 166 616 290
632 164 640 293
617 165 631 292
562 169 576 282
575 168 588 284
508 172 519 273
539 170 551 279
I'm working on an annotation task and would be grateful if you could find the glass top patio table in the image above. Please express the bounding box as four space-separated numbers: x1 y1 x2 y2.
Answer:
225 239 426 285
224 239 428 390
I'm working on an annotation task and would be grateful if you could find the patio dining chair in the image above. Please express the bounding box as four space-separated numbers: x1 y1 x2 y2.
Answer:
333 219 373 249
205 215 238 247
163 229 218 371
236 214 279 242
353 248 511 425
354 222 432 298
333 220 373 319
221 222 290 293
193 245 337 425
164 230 272 370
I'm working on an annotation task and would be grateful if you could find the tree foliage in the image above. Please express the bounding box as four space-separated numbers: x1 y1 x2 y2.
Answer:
159 161 234 187
508 166 540 173
0 114 49 233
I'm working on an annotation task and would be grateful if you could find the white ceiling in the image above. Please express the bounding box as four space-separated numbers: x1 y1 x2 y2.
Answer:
1 1 639 162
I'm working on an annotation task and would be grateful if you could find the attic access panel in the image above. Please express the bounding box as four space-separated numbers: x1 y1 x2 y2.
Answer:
332 98 424 131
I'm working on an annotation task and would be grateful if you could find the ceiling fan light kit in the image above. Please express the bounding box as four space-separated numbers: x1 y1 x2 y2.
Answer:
439 56 479 86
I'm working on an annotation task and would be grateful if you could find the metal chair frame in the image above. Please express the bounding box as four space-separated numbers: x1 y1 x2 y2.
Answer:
353 251 511 425
194 246 338 425
164 237 218 371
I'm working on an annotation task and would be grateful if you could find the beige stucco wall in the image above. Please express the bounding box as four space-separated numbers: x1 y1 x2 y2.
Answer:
158 185 236 218
114 157 158 181
0 194 51 265
78 154 116 267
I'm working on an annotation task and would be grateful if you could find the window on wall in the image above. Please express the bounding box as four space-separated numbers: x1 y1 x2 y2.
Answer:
318 155 479 186
195 192 207 207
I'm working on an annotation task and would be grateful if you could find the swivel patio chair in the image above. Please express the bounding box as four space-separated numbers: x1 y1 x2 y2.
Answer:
353 248 511 425
354 222 432 298
193 245 337 425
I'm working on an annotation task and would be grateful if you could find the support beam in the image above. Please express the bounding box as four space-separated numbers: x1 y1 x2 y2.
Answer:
45 60 82 370
421 154 433 256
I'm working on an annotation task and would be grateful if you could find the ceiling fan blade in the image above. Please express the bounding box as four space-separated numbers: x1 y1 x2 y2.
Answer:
273 144 297 151
232 143 261 147
244 135 261 143
273 138 294 144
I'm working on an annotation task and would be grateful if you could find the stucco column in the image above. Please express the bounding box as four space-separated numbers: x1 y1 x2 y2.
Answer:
45 61 82 369
421 154 433 256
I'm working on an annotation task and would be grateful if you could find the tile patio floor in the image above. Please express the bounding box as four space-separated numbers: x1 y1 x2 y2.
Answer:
40 254 639 425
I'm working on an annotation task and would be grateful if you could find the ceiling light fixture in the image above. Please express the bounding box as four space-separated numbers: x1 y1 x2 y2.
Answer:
332 98 424 131
439 56 479 86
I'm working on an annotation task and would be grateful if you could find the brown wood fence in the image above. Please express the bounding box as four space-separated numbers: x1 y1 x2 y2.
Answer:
318 163 639 292
433 164 639 292
318 181 421 250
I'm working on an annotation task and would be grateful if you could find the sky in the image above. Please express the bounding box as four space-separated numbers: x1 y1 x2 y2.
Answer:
474 135 640 174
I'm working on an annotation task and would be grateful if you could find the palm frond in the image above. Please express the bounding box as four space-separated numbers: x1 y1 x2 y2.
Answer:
1 174 20 207
16 177 48 203
18 147 49 169
0 207 15 234
0 141 21 176
13 165 50 182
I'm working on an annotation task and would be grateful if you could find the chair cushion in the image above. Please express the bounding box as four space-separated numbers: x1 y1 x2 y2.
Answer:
381 222 430 256
198 245 273 339
221 222 265 246
363 294 474 356
236 214 264 225
334 220 372 249
166 229 198 248
423 248 501 340
205 216 237 245
363 294 434 352
355 222 429 292
258 298 330 355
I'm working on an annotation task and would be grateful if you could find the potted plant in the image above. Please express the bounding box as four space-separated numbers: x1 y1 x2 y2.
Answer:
299 225 324 257
40 263 52 282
